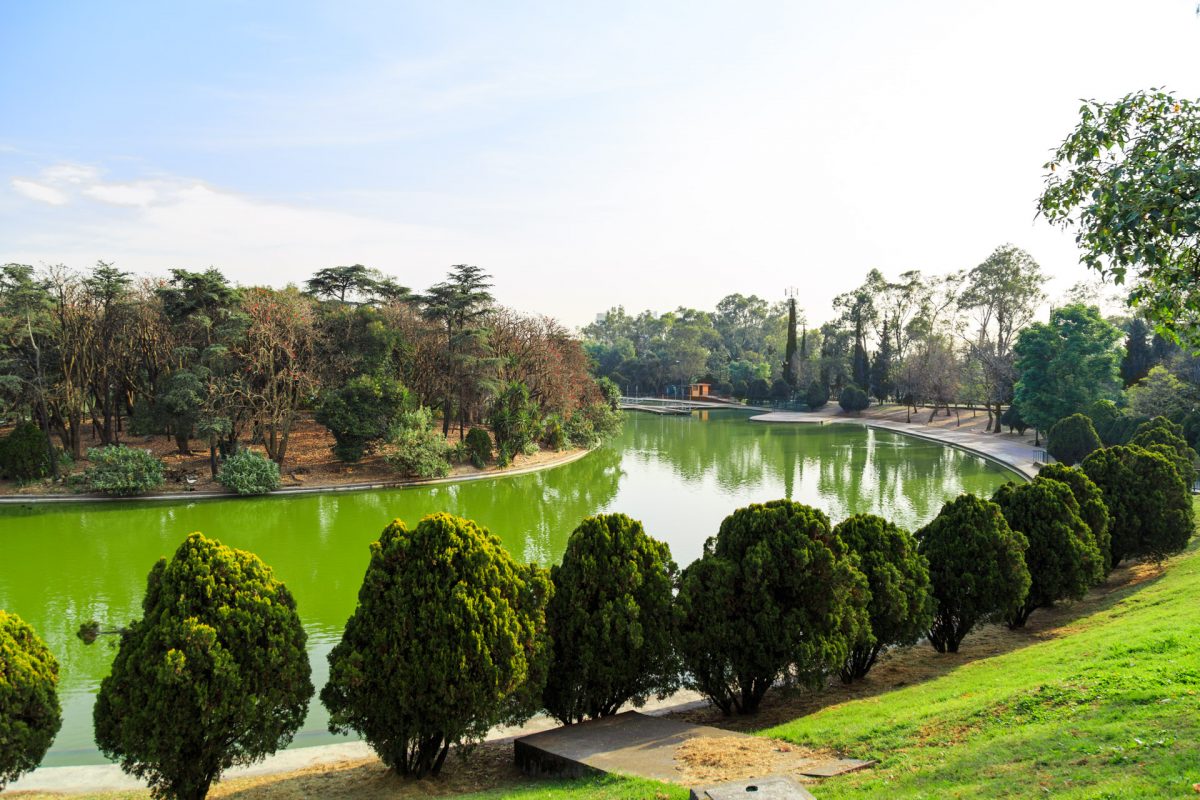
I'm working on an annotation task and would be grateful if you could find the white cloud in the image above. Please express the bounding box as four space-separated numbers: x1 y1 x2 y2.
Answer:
11 178 68 206
83 182 159 207
42 164 101 184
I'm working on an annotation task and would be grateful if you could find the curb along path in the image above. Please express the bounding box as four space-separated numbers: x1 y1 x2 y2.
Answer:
749 411 1042 480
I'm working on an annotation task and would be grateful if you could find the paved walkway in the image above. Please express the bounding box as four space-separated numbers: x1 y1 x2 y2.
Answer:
750 411 1042 479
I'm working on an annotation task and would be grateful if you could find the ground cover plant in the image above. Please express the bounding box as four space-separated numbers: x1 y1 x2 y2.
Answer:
765 503 1200 799
82 445 165 496
216 449 280 495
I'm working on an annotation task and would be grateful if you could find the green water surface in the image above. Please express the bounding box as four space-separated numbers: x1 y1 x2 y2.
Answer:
0 410 1019 766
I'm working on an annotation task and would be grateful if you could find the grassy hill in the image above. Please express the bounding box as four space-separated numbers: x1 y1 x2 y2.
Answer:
765 520 1200 797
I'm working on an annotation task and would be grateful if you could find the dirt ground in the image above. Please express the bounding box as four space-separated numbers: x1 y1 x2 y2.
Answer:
0 413 585 496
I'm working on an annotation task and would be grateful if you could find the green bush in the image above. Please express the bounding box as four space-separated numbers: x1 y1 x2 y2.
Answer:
596 376 621 410
1000 404 1029 435
1086 399 1127 446
541 415 566 451
565 402 623 449
1047 413 1102 466
1129 416 1197 483
833 514 934 682
83 446 165 496
216 450 280 495
674 500 869 715
0 610 62 790
992 479 1104 628
315 374 410 462
917 494 1030 653
1081 444 1194 565
543 514 680 724
384 407 451 479
0 421 51 481
805 381 829 411
464 428 492 467
94 534 312 800
838 385 870 413
321 514 551 777
1036 463 1113 574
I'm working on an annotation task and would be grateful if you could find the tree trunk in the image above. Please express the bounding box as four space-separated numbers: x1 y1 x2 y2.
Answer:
175 431 191 455
209 443 219 479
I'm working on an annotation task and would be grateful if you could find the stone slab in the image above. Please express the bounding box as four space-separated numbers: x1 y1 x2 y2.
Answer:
690 775 817 800
514 711 874 784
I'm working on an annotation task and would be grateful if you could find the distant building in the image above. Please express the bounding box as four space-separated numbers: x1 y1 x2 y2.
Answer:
687 383 711 400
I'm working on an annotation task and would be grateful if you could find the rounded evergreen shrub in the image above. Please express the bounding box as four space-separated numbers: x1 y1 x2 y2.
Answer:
1047 413 1102 466
543 514 680 724
674 500 869 715
1036 463 1113 574
1000 404 1029 435
465 427 492 467
1081 445 1194 565
0 611 62 790
805 381 829 410
321 514 551 777
216 449 280 495
992 479 1104 628
917 494 1030 653
833 514 933 682
1086 399 1127 446
83 446 165 496
94 533 312 800
838 385 870 413
0 421 51 481
1129 416 1197 483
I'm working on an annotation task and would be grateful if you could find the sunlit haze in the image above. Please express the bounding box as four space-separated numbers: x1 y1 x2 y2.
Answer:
3 1 1199 327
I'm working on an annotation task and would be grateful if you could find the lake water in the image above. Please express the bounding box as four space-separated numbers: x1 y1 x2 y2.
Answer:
0 410 1019 766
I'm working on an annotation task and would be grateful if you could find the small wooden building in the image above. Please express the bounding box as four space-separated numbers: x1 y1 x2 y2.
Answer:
686 383 711 400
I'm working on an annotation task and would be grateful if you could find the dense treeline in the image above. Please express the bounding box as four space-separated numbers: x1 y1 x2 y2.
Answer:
0 262 619 489
582 245 1200 461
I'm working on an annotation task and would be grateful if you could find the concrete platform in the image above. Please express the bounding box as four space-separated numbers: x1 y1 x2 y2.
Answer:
514 711 872 783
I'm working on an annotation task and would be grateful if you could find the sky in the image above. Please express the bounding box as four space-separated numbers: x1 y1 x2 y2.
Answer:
3 1 1200 328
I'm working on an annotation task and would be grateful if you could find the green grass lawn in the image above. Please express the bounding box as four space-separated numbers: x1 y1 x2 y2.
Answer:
456 775 687 800
764 502 1200 799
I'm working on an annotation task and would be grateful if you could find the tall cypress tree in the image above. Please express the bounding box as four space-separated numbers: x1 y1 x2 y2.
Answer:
783 296 798 389
870 316 894 403
1120 317 1154 387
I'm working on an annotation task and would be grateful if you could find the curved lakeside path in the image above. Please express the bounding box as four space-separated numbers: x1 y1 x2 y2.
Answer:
749 410 1043 480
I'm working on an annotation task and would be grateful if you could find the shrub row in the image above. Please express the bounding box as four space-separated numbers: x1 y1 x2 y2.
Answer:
6 437 1192 797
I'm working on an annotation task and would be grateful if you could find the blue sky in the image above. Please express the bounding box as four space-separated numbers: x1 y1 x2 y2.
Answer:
3 1 1200 326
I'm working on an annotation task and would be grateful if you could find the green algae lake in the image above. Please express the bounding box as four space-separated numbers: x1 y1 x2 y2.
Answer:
0 410 1020 766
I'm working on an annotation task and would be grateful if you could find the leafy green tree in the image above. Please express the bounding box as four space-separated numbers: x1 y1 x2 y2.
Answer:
0 610 61 790
94 534 312 800
1082 445 1194 565
0 420 51 481
314 374 410 462
83 446 165 496
674 500 869 714
322 514 550 777
838 384 870 413
1013 304 1122 437
958 244 1046 432
1127 367 1195 422
305 265 408 305
543 514 679 724
420 265 496 437
217 449 280 495
1036 463 1113 574
833 515 933 682
1039 90 1200 346
1047 413 1102 466
992 479 1103 628
917 494 1030 653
